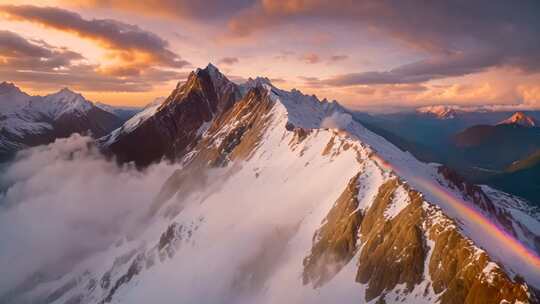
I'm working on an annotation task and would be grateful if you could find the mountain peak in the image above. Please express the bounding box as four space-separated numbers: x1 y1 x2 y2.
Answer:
59 87 75 93
204 62 219 73
195 63 222 79
0 81 24 94
41 87 93 117
416 105 461 119
498 111 537 127
189 63 233 94
53 87 82 98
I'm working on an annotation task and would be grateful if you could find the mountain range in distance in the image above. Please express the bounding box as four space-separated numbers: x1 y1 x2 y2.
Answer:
0 81 144 162
1 65 540 303
354 106 540 206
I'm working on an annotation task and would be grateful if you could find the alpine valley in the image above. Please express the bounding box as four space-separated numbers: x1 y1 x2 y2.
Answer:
1 65 540 304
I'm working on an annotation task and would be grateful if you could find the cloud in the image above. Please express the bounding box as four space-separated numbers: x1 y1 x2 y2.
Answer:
321 51 506 86
227 0 540 83
0 134 182 297
321 111 352 130
300 53 321 64
0 5 190 72
0 30 84 70
270 77 285 83
329 55 348 62
0 30 66 59
517 84 540 107
0 30 188 92
218 56 239 65
322 79 530 112
300 54 348 65
66 0 253 20
298 76 321 87
273 50 295 61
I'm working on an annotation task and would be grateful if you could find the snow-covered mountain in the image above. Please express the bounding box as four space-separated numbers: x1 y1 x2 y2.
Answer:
415 105 504 119
4 66 540 303
99 64 242 167
416 105 464 119
0 83 123 161
498 112 538 127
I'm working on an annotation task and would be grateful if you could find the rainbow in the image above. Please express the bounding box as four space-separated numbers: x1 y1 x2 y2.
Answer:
371 153 540 275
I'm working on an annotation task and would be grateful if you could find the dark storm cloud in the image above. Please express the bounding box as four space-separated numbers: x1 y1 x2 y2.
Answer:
0 5 189 69
227 0 540 84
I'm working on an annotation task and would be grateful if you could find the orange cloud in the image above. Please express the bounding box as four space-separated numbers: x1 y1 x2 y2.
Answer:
0 5 189 73
517 85 540 106
0 29 186 93
300 53 321 64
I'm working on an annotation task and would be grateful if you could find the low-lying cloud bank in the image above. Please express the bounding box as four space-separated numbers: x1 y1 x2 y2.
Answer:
0 132 359 304
0 134 180 295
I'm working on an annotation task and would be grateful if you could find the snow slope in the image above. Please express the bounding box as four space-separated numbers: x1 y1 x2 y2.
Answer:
102 98 164 146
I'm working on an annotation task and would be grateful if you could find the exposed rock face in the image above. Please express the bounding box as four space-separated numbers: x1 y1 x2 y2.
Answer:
356 180 426 301
304 167 535 303
188 86 275 167
303 172 363 287
101 64 242 167
426 210 531 304
147 86 276 217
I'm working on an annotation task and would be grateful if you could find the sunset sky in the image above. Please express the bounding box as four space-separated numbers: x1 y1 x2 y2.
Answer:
1 0 539 111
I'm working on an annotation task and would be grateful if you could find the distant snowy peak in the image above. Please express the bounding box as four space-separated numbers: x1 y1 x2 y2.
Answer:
0 81 24 94
416 105 462 119
0 82 32 113
498 111 537 127
37 88 94 119
415 104 503 119
0 84 123 159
